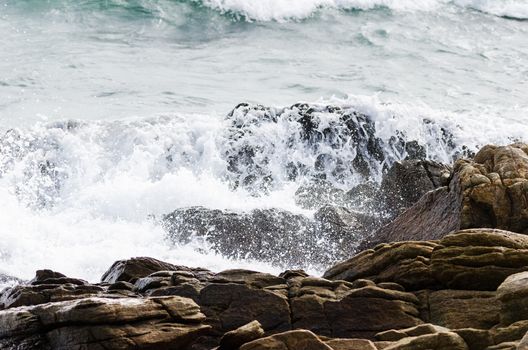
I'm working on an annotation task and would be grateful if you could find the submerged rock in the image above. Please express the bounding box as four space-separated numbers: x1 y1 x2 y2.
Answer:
162 206 371 267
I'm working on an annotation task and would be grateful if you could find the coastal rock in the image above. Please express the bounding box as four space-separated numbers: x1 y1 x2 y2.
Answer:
378 159 452 217
323 241 439 291
289 277 422 339
431 229 528 290
364 143 528 247
497 271 528 326
239 330 332 350
101 256 196 284
0 270 104 309
294 178 347 209
219 320 265 350
0 296 210 350
163 206 367 267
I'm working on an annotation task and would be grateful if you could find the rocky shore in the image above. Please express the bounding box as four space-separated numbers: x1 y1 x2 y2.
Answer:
2 142 528 350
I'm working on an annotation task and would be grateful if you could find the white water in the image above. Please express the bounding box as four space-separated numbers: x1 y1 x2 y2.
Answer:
0 0 527 283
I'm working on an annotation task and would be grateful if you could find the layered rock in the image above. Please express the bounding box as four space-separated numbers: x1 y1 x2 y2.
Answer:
365 143 528 247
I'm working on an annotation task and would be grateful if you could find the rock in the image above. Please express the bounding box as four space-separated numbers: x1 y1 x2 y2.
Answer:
382 332 469 350
0 296 210 349
428 290 499 329
454 328 494 350
294 178 346 209
378 160 451 217
0 270 106 309
290 279 422 339
324 241 439 291
219 320 265 350
239 330 332 350
324 338 377 350
375 323 451 341
431 229 528 290
363 143 528 248
163 206 366 268
101 257 196 284
497 271 528 326
518 331 528 350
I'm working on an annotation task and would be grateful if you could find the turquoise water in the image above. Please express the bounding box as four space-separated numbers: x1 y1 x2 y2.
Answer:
0 0 527 282
1 0 527 127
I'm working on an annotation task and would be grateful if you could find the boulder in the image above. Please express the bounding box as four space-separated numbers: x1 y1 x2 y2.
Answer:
294 179 347 209
363 143 528 247
324 338 377 350
427 290 499 329
497 271 528 326
219 320 265 350
378 160 451 217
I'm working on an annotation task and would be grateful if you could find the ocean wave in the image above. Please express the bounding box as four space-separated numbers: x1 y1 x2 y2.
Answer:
454 0 528 20
6 0 527 22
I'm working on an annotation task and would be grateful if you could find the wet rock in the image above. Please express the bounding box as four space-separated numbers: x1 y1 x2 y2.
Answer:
294 178 347 209
378 159 452 217
163 206 365 268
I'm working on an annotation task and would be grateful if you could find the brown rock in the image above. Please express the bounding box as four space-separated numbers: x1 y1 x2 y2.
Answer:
101 257 199 283
431 229 528 290
240 330 333 350
428 290 499 329
325 338 377 350
323 241 439 290
497 271 528 326
219 320 265 350
364 143 528 247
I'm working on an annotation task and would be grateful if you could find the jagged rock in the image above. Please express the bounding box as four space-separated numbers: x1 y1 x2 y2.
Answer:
454 328 494 350
497 271 528 326
0 296 210 349
101 256 198 284
239 330 332 350
431 229 528 290
376 323 451 341
219 320 265 350
364 143 528 248
324 241 439 291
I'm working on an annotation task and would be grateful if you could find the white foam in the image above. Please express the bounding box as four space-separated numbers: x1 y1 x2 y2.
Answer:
0 96 525 282
199 0 447 21
454 0 528 19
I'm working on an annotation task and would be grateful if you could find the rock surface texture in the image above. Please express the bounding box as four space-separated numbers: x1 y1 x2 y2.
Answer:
365 143 528 248
3 228 528 349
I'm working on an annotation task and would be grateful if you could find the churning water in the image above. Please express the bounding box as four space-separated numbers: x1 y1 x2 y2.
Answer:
0 0 527 282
